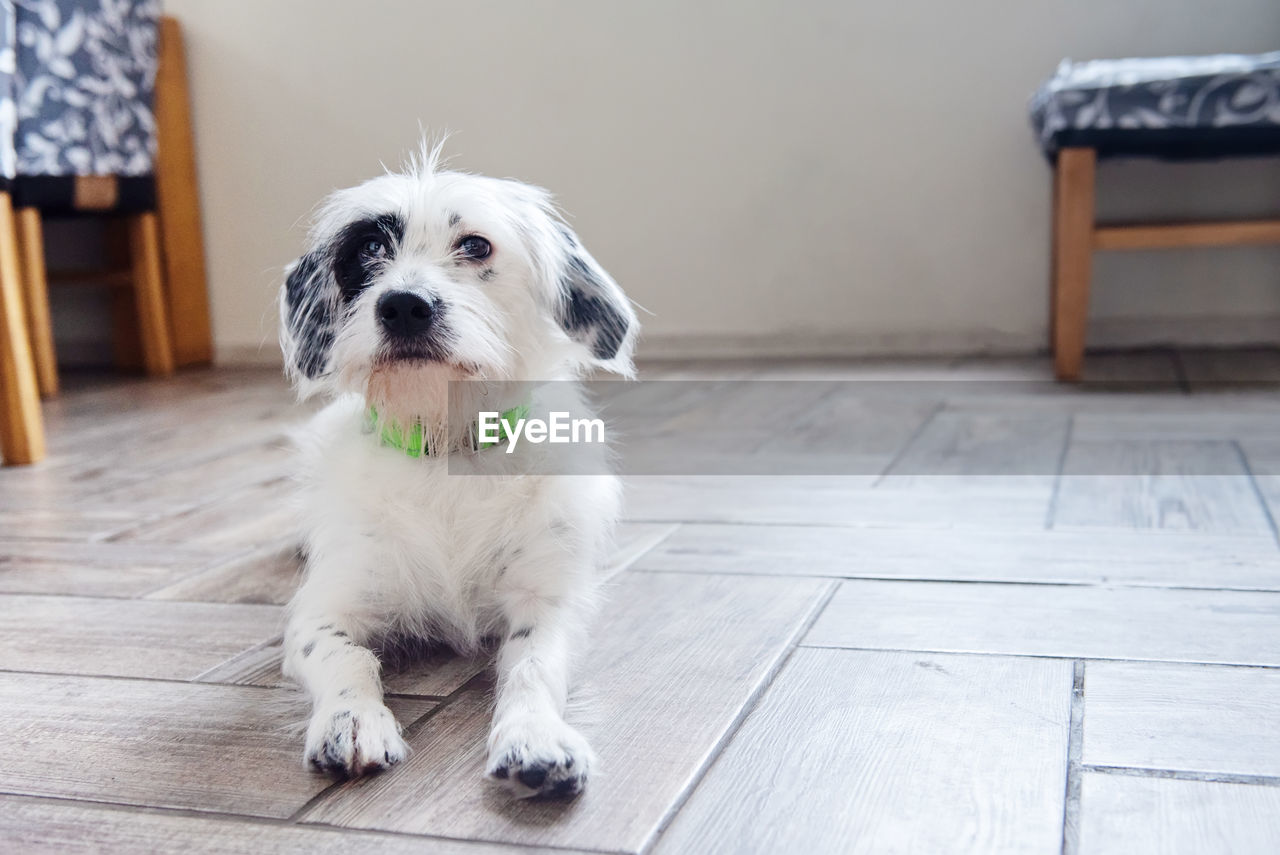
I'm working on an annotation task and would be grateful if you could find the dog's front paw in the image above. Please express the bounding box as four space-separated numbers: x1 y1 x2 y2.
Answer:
486 714 594 799
304 702 407 778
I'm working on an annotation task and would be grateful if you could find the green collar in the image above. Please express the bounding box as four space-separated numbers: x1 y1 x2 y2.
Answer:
367 403 530 458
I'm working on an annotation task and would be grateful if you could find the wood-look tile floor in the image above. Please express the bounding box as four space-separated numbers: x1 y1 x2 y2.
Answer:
2 349 1280 854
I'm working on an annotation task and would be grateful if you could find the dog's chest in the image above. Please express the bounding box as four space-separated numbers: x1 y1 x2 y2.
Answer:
314 436 548 622
297 400 612 645
361 458 535 568
372 478 524 574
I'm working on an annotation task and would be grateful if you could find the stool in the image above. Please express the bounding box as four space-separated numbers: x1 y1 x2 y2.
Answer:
1031 53 1280 380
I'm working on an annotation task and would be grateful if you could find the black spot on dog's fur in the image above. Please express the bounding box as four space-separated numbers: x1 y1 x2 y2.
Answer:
333 212 406 302
479 267 497 282
333 630 349 638
302 640 316 657
448 212 461 228
560 259 628 360
509 626 534 641
283 253 335 380
553 227 630 361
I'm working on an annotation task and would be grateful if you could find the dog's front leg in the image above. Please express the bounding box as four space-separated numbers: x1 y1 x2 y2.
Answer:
283 601 407 778
485 597 595 798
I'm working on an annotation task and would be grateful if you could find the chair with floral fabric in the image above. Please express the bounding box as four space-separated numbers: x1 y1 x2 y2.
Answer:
0 1 209 465
11 0 173 400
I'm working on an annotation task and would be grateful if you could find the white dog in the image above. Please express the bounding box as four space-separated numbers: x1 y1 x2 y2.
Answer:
277 143 636 798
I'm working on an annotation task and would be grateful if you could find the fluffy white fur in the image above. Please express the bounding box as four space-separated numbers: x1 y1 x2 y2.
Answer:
277 143 636 798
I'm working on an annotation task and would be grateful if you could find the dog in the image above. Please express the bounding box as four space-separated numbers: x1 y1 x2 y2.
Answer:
277 142 637 798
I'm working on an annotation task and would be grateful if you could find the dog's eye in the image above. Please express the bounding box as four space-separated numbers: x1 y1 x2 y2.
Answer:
360 237 387 260
458 235 491 261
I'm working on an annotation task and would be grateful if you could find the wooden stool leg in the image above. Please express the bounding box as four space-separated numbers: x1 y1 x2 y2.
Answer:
155 16 213 367
14 208 58 397
1052 147 1097 382
127 212 175 377
0 192 45 464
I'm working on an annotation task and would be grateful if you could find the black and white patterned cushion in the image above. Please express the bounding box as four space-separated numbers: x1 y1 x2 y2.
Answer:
1030 52 1280 160
11 0 158 178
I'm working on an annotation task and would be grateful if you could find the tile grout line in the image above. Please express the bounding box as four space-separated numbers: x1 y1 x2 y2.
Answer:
101 474 294 545
0 590 285 609
0 666 291 688
1043 414 1075 531
10 539 302 606
1081 764 1280 788
870 401 944 487
0 790 620 854
0 664 457 698
794 645 1280 670
84 418 294 476
1060 660 1085 855
191 634 286 683
303 814 631 855
0 588 179 603
637 579 842 855
604 523 682 579
617 514 1280 533
623 565 1280 594
88 468 293 521
89 506 214 543
140 538 302 602
1232 440 1280 548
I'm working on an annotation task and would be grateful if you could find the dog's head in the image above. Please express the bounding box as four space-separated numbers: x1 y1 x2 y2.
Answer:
279 146 636 417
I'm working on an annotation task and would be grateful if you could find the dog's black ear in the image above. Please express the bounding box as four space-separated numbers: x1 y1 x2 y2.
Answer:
555 230 637 373
279 251 338 388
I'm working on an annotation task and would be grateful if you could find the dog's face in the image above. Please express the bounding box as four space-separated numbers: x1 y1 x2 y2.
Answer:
280 155 636 416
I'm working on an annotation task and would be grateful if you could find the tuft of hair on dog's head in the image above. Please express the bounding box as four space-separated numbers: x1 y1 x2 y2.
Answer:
278 142 637 422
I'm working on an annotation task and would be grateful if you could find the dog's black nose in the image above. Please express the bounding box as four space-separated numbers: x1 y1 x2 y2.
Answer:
377 291 435 338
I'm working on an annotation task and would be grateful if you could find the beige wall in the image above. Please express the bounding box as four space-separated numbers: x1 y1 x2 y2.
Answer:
162 0 1280 363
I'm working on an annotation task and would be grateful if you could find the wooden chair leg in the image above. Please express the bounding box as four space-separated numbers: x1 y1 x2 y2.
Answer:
126 212 175 377
0 192 46 464
155 16 213 367
1052 147 1097 381
14 207 58 397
